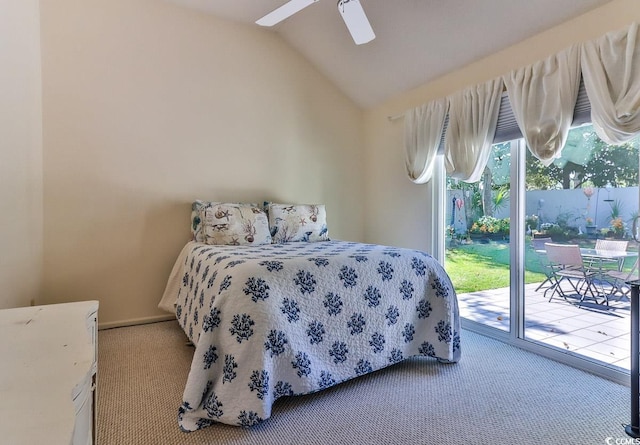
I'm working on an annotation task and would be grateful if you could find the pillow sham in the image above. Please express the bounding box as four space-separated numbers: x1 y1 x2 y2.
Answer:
268 203 330 243
191 201 265 243
191 200 208 242
201 202 271 246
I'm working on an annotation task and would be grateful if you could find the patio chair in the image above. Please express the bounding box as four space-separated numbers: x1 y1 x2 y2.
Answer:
544 243 599 306
531 237 555 292
590 239 629 271
604 257 639 301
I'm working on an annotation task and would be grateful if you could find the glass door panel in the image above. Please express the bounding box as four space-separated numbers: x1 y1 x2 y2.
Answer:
523 124 639 371
444 142 511 332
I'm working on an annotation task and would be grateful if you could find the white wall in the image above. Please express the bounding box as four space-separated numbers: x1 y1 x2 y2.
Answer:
362 0 640 252
7 0 637 325
39 0 364 326
0 0 43 309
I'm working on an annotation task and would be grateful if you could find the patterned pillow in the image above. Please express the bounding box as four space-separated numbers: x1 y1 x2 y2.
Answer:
201 203 271 246
191 200 208 242
191 201 260 242
268 203 330 243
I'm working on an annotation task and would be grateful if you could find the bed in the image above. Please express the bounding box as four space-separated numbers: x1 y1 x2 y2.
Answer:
158 202 460 430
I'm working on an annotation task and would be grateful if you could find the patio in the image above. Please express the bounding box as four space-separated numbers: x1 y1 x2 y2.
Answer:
458 282 631 370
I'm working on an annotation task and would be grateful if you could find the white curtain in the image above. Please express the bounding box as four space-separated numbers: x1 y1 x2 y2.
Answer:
503 45 581 166
582 22 640 144
401 23 640 186
444 78 503 183
403 98 448 183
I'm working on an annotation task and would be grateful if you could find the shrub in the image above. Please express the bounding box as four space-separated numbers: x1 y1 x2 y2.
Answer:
525 215 539 230
538 222 578 241
469 216 509 235
610 217 625 237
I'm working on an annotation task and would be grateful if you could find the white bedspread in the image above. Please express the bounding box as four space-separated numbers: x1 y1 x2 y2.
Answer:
159 240 460 430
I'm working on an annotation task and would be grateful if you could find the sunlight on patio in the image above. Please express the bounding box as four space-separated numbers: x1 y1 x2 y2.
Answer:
458 283 631 370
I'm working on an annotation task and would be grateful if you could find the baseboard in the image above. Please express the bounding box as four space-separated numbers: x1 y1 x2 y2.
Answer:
98 314 175 330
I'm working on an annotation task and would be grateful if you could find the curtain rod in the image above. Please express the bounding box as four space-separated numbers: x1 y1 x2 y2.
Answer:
387 113 404 121
387 81 511 122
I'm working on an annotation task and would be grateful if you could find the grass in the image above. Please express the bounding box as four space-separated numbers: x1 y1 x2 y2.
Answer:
444 241 546 293
444 238 637 294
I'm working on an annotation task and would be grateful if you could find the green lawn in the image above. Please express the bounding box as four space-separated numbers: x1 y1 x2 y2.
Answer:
444 241 546 293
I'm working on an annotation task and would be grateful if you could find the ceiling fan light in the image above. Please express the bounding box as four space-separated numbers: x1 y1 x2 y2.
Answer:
256 0 319 27
338 0 375 45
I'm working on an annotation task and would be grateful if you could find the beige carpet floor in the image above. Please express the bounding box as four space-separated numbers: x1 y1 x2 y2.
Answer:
97 320 631 444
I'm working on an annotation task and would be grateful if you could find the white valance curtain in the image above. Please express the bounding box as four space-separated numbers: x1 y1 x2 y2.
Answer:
581 22 640 144
403 98 448 183
403 22 640 184
444 78 503 183
503 45 581 166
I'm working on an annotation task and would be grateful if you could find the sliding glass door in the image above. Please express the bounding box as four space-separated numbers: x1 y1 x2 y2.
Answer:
441 124 639 378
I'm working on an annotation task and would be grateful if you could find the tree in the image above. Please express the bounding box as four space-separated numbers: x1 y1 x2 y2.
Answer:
580 134 638 188
447 143 510 226
525 126 639 190
447 125 638 224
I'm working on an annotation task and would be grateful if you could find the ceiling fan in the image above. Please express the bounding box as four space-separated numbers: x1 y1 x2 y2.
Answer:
256 0 375 45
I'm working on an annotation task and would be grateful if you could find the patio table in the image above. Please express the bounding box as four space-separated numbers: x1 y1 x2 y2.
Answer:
579 248 638 271
535 246 638 305
535 247 637 269
581 249 638 304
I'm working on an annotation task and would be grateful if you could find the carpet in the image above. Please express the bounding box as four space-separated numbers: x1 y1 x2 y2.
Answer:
97 320 630 444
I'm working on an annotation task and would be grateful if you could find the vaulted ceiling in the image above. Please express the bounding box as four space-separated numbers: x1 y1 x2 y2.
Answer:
165 0 613 108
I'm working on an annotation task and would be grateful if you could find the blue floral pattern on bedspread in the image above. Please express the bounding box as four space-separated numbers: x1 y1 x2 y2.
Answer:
172 240 460 430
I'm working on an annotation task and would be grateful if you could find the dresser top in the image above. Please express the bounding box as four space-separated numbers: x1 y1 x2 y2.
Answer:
0 301 98 444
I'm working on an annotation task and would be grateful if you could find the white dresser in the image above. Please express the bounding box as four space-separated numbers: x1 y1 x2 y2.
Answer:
0 301 99 445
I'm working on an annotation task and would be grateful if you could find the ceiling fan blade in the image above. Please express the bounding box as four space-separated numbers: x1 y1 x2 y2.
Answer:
337 0 375 45
256 0 319 27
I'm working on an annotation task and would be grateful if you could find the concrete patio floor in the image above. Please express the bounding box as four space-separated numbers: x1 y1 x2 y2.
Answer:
458 282 631 370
